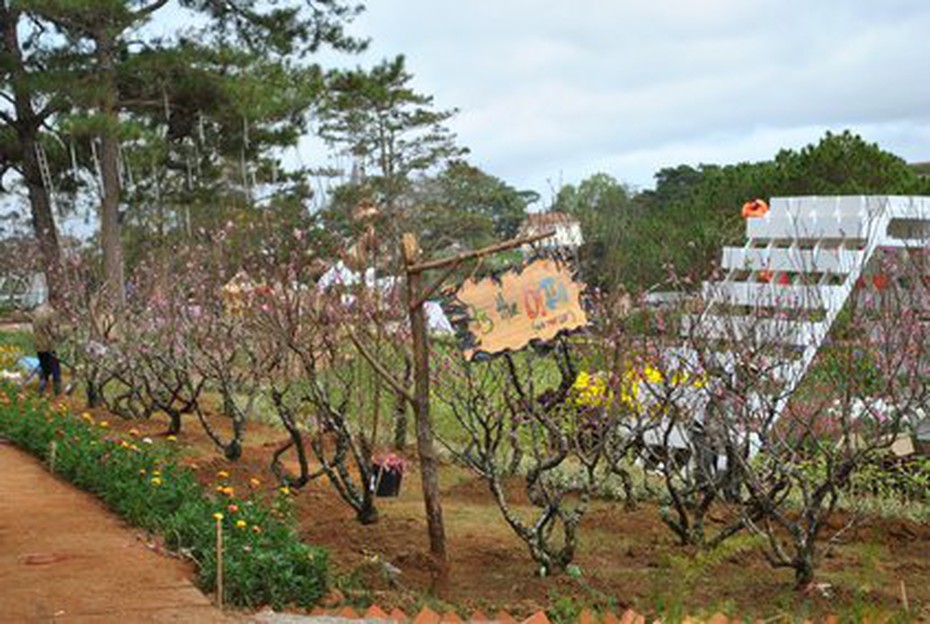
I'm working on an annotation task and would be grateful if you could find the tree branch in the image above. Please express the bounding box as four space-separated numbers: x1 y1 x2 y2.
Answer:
347 330 414 404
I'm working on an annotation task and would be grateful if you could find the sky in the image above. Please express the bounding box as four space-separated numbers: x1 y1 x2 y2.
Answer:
5 0 930 240
314 0 930 198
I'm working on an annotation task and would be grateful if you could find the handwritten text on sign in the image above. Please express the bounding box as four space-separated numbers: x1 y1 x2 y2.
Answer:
455 258 588 359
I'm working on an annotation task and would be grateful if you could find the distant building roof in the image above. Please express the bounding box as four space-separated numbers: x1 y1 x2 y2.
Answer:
518 211 583 249
520 211 579 229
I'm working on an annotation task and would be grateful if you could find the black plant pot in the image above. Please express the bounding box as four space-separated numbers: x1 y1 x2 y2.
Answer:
372 463 403 497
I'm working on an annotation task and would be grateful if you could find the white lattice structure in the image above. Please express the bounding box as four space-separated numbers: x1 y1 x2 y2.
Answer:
656 196 930 449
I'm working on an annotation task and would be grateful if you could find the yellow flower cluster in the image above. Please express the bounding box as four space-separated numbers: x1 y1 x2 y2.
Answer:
573 364 706 415
572 371 608 407
0 344 22 370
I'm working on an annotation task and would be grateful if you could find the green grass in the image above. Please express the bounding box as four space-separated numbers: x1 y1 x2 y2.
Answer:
0 328 33 353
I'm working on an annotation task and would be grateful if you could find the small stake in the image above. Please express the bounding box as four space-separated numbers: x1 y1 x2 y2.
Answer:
49 441 57 473
215 515 224 608
900 579 909 612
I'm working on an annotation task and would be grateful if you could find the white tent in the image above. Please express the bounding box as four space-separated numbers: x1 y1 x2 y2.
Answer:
316 263 453 335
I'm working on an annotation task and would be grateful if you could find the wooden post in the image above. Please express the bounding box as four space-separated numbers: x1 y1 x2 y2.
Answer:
348 230 555 588
402 233 448 576
215 514 224 608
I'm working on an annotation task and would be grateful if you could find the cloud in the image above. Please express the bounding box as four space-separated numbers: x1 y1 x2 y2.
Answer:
315 0 930 193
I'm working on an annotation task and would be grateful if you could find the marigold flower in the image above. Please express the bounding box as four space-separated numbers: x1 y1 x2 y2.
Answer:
217 470 229 479
213 512 224 521
235 520 247 529
249 477 261 487
221 486 235 497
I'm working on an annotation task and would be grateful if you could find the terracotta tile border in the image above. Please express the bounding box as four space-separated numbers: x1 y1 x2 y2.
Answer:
302 603 861 623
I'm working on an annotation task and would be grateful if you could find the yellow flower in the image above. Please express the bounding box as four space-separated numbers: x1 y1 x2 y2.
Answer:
150 477 163 486
152 469 162 476
166 435 177 442
216 470 229 479
279 486 291 495
81 412 94 422
642 365 664 384
572 371 609 407
213 512 224 521
139 468 147 476
235 520 247 529
128 428 140 437
99 420 109 428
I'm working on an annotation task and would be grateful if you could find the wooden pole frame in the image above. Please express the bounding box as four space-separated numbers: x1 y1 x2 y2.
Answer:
398 229 554 584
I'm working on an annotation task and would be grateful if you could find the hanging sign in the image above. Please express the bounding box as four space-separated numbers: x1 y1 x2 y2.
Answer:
452 258 588 360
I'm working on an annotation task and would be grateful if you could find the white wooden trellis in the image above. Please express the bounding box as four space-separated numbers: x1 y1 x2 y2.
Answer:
656 196 930 451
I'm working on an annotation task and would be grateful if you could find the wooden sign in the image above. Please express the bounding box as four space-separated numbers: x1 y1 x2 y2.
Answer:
452 258 587 359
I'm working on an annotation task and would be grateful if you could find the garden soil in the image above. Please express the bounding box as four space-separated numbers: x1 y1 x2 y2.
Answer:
22 399 930 621
150 410 930 621
0 440 237 623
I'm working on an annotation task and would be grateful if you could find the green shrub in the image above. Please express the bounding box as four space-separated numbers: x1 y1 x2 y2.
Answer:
0 384 327 609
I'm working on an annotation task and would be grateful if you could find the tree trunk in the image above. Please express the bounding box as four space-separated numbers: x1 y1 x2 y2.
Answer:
795 555 815 588
393 355 411 451
1 6 62 301
95 33 125 305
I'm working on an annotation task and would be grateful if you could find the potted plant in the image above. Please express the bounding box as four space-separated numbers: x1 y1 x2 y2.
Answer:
371 453 407 497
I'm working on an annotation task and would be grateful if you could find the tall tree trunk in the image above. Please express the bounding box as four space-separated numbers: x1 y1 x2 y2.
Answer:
2 6 62 301
95 33 125 305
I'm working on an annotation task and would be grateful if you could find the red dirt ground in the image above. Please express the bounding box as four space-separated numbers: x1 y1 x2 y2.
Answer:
0 439 237 623
42 400 930 621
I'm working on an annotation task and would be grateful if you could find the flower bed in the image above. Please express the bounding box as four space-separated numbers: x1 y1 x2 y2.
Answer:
0 383 327 609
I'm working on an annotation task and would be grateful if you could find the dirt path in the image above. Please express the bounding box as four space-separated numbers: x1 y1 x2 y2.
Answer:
0 440 239 623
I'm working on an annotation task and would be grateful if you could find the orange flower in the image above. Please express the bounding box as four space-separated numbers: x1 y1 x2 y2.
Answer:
741 198 769 218
249 477 261 488
216 470 230 479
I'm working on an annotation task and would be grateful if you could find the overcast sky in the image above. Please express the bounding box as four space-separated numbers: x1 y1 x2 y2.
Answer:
316 0 930 198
